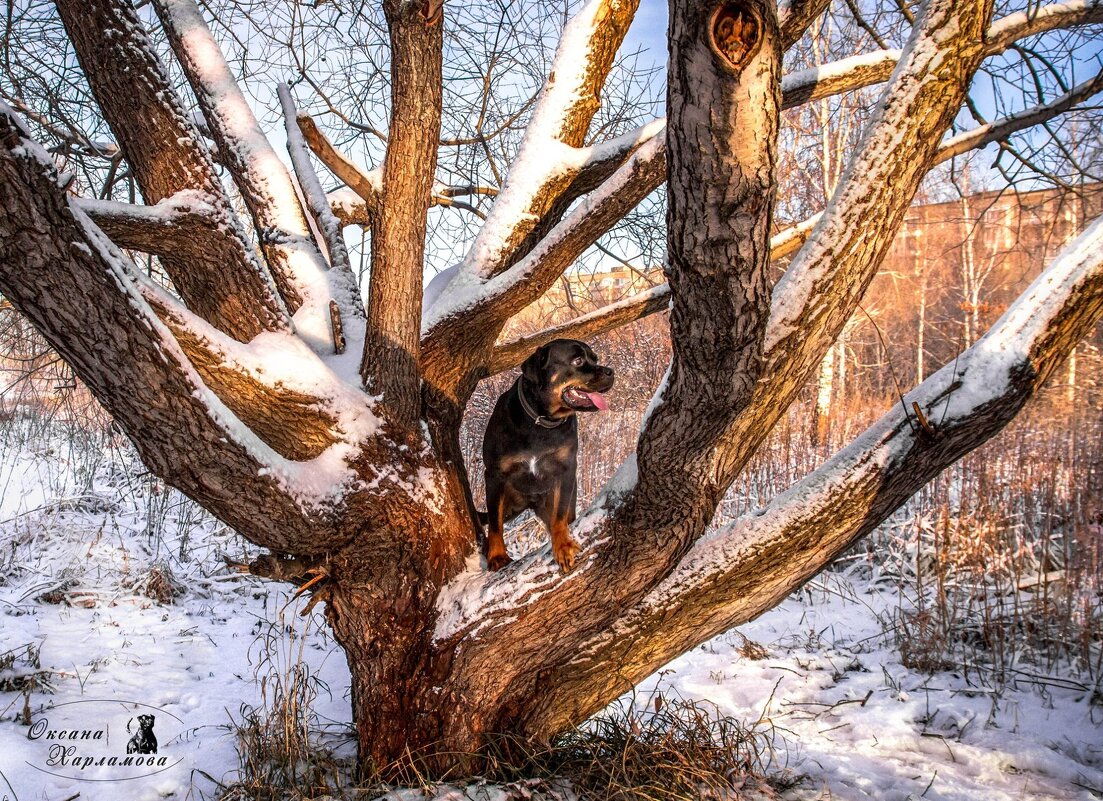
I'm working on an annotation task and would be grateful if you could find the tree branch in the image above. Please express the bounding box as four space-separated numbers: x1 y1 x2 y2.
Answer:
430 0 997 744
299 112 382 215
278 84 355 279
934 65 1103 165
54 0 287 341
0 106 348 554
444 0 642 285
424 136 666 364
78 192 226 261
779 0 833 48
152 0 366 361
487 284 672 375
360 0 445 427
520 210 1103 735
486 213 824 374
486 61 1103 366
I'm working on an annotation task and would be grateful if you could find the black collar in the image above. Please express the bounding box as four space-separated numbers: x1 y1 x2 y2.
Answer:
516 379 567 428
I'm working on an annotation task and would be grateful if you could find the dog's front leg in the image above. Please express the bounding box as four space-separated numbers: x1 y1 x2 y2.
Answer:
549 483 581 573
484 482 513 571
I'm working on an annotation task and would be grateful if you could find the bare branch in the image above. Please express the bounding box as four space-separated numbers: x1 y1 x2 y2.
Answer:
488 284 671 375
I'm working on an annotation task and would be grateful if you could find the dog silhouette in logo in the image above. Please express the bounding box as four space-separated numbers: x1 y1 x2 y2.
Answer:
126 714 158 754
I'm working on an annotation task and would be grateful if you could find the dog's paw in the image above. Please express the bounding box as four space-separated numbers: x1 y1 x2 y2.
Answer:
487 552 513 571
553 536 581 573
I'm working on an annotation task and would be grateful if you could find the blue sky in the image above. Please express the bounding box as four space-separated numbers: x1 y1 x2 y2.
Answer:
624 0 669 63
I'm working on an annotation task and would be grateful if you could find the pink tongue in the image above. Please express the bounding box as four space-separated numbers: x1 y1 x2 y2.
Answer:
585 391 608 411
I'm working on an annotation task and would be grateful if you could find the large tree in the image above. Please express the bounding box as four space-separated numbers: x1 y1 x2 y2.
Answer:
1 0 1102 777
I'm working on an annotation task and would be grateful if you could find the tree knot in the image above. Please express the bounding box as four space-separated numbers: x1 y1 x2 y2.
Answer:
708 1 764 74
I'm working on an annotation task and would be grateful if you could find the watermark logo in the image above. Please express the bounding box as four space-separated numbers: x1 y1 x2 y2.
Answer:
25 700 183 782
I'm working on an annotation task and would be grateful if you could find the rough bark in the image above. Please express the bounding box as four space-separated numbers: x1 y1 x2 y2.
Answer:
519 212 1103 735
3 0 1102 779
0 110 331 552
54 0 287 341
362 0 444 427
152 0 365 341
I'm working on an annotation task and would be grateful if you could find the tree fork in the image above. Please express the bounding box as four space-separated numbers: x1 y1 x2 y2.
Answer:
53 0 287 340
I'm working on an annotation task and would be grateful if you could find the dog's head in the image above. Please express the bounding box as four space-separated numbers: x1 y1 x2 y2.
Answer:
521 339 615 417
137 714 155 731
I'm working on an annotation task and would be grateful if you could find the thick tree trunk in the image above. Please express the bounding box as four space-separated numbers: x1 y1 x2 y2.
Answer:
4 0 1103 782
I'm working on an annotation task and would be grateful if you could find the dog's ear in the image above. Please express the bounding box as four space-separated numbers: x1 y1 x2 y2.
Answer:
521 345 550 385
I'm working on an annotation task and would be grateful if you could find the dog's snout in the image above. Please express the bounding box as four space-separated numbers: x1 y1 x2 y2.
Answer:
599 365 613 378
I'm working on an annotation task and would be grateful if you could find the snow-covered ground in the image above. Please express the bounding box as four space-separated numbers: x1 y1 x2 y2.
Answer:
0 425 1100 801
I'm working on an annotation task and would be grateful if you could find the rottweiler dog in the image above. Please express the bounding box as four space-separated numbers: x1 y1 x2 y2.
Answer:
482 339 614 572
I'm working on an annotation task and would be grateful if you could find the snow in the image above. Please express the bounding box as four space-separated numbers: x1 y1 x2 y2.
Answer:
424 135 665 332
155 0 367 372
765 0 961 354
423 0 626 324
643 575 1103 801
0 441 351 800
644 210 1103 607
76 189 219 225
986 0 1099 47
2 438 1099 801
277 83 352 276
781 50 903 98
65 193 381 509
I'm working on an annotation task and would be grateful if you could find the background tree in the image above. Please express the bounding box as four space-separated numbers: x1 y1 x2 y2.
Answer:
1 0 1102 777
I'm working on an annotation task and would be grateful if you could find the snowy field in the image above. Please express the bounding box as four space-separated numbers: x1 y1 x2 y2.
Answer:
0 425 1100 801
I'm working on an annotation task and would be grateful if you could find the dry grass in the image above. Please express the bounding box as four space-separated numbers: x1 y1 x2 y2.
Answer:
369 690 787 801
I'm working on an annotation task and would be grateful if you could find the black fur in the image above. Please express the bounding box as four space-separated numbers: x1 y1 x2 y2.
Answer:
481 339 614 572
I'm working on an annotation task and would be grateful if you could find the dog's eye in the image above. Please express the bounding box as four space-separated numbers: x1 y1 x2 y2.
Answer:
572 356 585 367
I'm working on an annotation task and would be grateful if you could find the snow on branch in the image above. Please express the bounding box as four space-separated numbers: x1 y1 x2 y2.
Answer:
934 67 1103 166
54 0 287 342
494 54 1103 367
986 0 1103 53
153 0 366 369
549 211 1103 708
278 84 354 278
432 0 641 299
780 49 903 108
77 191 225 259
0 105 367 551
425 135 665 334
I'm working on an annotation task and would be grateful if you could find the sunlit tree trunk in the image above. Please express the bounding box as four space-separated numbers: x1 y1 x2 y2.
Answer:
2 0 1102 774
